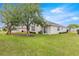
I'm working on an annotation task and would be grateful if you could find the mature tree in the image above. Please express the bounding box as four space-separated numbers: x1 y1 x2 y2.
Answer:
0 4 21 34
19 4 45 35
0 3 45 35
67 24 79 32
68 24 79 29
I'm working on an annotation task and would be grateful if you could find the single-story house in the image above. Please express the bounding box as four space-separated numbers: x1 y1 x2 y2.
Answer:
68 28 79 33
12 21 67 34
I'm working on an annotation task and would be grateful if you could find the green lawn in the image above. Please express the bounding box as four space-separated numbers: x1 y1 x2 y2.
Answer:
0 32 79 56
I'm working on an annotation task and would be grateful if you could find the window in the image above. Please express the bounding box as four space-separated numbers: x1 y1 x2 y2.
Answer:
57 27 60 31
31 26 35 31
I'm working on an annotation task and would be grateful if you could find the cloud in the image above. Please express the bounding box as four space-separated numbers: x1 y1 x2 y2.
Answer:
51 8 64 13
42 4 79 26
71 17 79 20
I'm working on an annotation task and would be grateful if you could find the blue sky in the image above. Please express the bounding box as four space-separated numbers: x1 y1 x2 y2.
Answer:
40 3 79 26
0 3 79 27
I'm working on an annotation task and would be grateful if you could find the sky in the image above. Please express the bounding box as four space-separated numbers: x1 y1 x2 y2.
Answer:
40 3 79 26
0 3 79 27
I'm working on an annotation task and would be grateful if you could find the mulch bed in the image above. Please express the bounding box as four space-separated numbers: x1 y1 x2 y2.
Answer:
11 33 35 37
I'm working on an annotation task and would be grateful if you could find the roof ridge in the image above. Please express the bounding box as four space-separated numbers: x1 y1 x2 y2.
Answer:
46 20 66 27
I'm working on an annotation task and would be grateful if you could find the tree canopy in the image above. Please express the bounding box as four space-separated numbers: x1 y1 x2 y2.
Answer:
0 4 21 34
0 3 45 35
67 24 79 29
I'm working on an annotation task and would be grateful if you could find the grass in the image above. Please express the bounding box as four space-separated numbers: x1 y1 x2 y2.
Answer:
0 32 79 56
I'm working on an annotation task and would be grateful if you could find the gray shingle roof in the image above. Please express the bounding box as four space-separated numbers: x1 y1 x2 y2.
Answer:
46 21 66 28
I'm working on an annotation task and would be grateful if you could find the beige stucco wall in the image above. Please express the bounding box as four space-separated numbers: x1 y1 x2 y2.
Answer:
44 26 67 34
58 27 67 32
45 26 59 34
12 24 67 34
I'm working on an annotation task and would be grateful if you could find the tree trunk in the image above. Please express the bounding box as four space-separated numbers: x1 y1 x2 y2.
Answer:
26 25 30 36
6 28 11 35
43 26 46 34
6 23 12 35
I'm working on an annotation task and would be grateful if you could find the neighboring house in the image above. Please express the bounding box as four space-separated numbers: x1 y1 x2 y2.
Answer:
68 28 79 33
12 21 67 34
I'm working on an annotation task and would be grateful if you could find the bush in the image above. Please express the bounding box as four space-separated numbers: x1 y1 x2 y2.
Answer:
38 31 43 34
2 28 7 31
30 32 36 34
77 29 79 34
